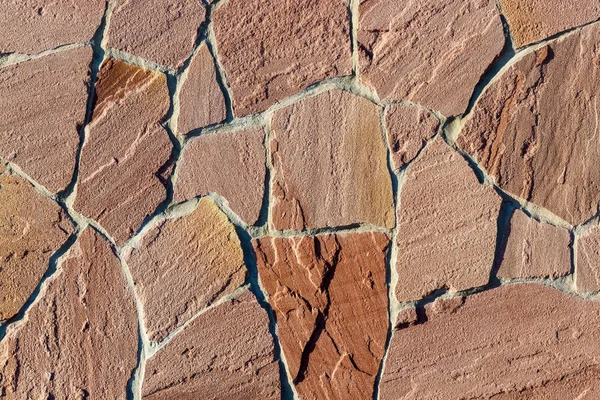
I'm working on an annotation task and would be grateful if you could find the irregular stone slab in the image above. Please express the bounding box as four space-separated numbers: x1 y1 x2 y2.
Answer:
271 89 394 230
0 47 92 193
0 228 138 398
174 128 266 225
125 197 247 343
0 1 105 54
0 168 74 321
498 209 571 279
142 290 280 400
358 0 504 116
75 59 172 245
107 0 205 70
459 28 600 225
380 284 600 399
500 0 600 47
253 232 389 400
386 103 440 170
396 137 501 301
212 0 352 115
576 226 600 293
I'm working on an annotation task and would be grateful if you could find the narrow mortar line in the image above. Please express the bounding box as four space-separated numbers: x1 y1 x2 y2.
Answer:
262 112 275 234
205 20 235 121
349 0 360 77
0 42 88 69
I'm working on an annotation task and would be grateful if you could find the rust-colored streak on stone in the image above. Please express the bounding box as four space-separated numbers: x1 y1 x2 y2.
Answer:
271 89 394 231
0 228 138 398
107 0 205 70
0 47 92 193
358 0 504 116
253 232 389 400
380 284 600 399
212 0 352 116
0 169 74 321
0 1 106 55
74 58 172 245
396 137 501 301
177 44 226 134
125 197 247 343
142 290 280 400
498 209 571 280
459 26 600 225
174 128 266 225
576 226 600 293
385 104 440 170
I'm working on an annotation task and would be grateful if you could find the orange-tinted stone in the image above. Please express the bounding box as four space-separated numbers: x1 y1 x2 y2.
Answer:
576 226 600 293
253 232 389 400
271 89 394 231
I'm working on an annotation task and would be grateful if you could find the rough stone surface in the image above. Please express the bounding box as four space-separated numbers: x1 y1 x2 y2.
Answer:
0 47 92 193
0 168 74 321
125 197 247 343
271 89 394 231
576 226 600 293
142 290 280 400
500 0 600 48
177 43 226 134
380 284 600 399
498 209 571 280
253 232 389 400
212 0 352 115
358 0 504 116
0 228 138 398
107 0 205 70
0 1 106 55
459 27 600 225
75 58 172 245
386 103 440 170
396 137 502 301
174 128 266 225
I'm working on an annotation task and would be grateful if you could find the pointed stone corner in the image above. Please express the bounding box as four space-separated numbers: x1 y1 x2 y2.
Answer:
253 231 389 399
74 58 172 245
125 197 247 343
396 137 501 302
174 128 266 225
358 0 504 116
212 0 352 116
0 228 138 398
141 289 280 400
270 89 394 231
380 284 600 398
576 226 600 293
459 25 600 226
497 209 571 280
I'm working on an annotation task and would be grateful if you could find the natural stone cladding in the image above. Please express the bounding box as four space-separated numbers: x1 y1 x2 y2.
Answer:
1 1 599 399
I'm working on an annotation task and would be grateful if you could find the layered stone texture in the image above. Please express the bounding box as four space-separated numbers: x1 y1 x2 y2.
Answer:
0 47 92 192
459 26 600 226
576 226 600 293
75 59 172 245
212 0 352 115
174 128 266 224
0 228 138 398
380 284 600 399
142 290 280 400
271 89 394 231
125 197 246 343
253 232 389 400
358 0 504 116
396 138 501 301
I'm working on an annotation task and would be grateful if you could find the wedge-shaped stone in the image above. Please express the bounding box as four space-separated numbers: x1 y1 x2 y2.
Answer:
142 290 280 400
396 137 501 301
271 89 394 230
459 27 600 225
380 284 600 399
576 226 600 293
174 128 266 225
125 197 247 343
358 0 504 116
0 47 92 193
75 59 172 245
0 228 138 398
253 232 389 400
212 0 352 115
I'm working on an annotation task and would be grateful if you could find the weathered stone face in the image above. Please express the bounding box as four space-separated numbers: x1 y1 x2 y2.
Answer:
576 226 600 293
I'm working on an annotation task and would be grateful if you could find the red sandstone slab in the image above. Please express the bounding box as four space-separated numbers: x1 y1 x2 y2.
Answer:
576 226 600 293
